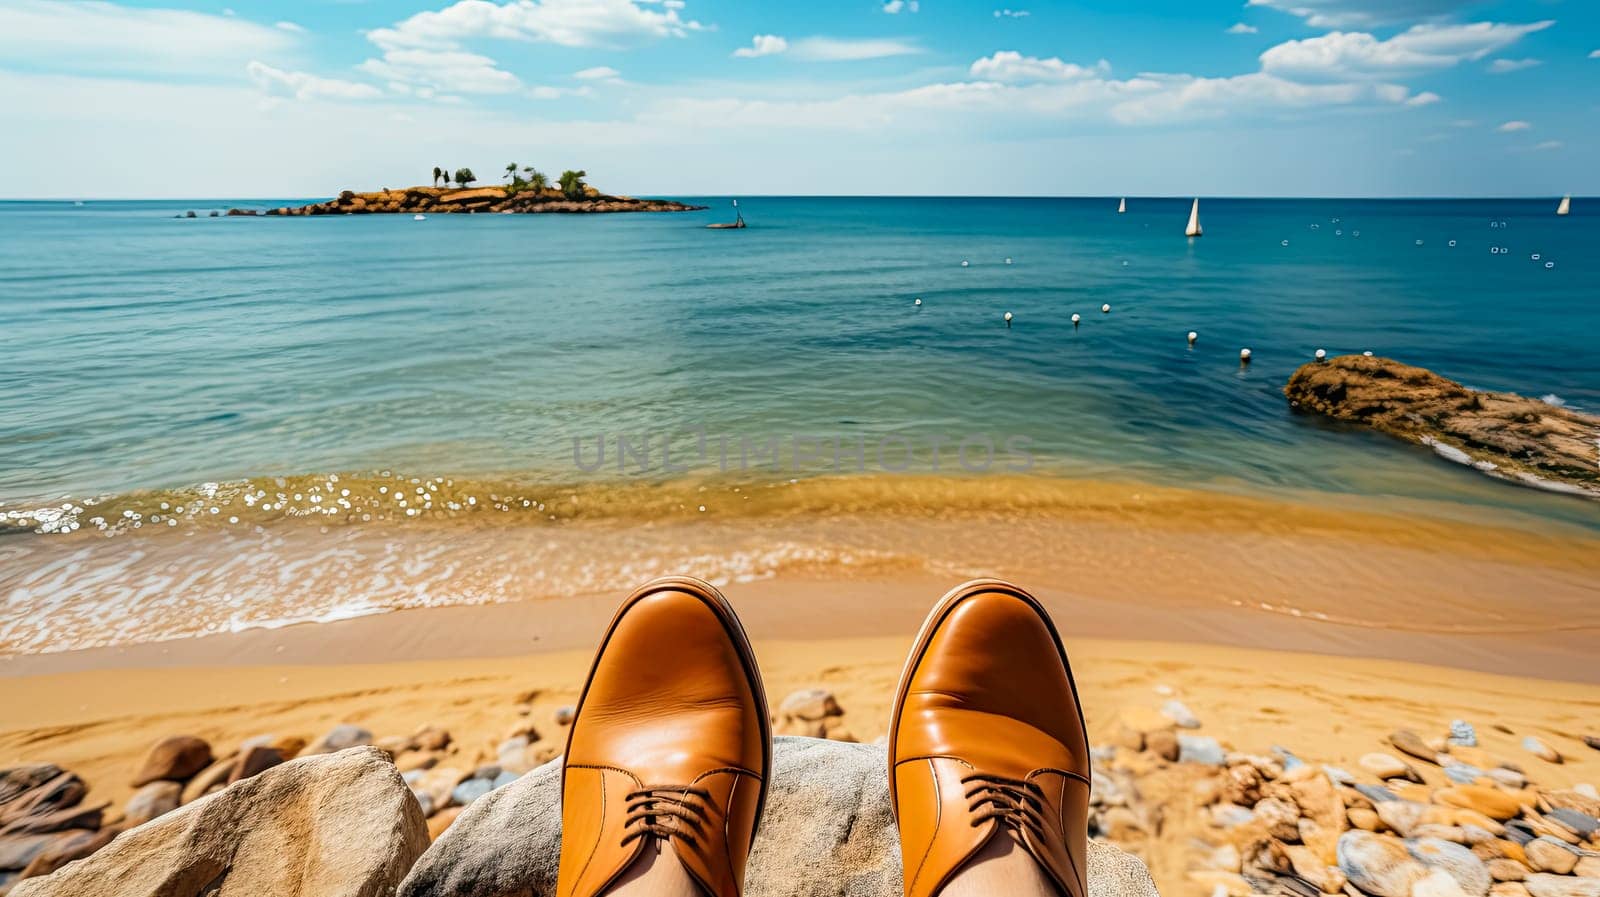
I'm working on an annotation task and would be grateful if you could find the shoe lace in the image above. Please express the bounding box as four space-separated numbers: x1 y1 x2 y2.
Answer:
619 785 713 847
961 773 1049 836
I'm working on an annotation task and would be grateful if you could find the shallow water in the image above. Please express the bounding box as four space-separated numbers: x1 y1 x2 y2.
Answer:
1 196 1596 653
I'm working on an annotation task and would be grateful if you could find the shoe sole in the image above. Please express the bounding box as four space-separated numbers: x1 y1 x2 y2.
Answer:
885 578 1088 825
562 574 773 834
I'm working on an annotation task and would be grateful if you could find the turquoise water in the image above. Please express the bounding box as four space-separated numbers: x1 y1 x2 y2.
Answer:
1 196 1595 524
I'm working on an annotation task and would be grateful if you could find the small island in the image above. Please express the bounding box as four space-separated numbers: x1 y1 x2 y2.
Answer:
230 164 705 217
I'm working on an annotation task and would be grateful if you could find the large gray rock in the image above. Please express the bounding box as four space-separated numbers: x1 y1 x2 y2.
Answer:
12 747 427 897
401 735 1159 897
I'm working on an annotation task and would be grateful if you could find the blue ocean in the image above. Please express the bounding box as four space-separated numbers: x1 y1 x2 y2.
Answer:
2 196 1594 520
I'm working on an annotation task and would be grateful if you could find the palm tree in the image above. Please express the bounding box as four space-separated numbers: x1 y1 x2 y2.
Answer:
525 168 549 193
432 166 442 187
504 162 518 183
454 168 477 188
558 169 588 199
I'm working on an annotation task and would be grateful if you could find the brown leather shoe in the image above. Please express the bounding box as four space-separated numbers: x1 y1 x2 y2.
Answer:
889 579 1091 897
556 576 770 897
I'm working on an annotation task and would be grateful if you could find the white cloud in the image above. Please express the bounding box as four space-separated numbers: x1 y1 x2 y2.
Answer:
882 0 919 12
733 34 788 58
1406 91 1440 106
995 9 1030 17
788 37 922 62
366 0 704 52
359 48 522 94
969 52 1110 83
0 0 295 76
1487 57 1540 73
573 65 621 80
1533 140 1563 151
529 83 592 99
246 61 382 101
274 20 306 33
1110 71 1429 124
1497 120 1530 131
1259 20 1554 80
1245 0 1483 28
1227 23 1259 34
1591 49 1600 59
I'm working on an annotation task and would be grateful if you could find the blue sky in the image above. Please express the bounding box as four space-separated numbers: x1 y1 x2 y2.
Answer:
1 0 1595 197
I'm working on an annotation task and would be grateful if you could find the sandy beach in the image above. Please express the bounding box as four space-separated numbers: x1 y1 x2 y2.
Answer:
5 569 1600 895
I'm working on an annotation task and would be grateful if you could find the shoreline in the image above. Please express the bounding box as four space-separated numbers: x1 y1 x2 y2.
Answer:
6 573 1599 684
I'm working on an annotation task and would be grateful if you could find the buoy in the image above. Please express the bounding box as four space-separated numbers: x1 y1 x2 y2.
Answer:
1415 239 1423 246
413 214 426 221
914 298 922 307
1531 253 1540 261
1363 351 1374 357
1448 240 1456 247
1240 348 1252 363
1281 240 1289 247
1545 261 1555 269
1004 257 1013 265
1003 311 1013 325
961 260 970 267
1315 349 1327 361
1101 304 1111 313
1071 313 1081 325
1187 331 1197 345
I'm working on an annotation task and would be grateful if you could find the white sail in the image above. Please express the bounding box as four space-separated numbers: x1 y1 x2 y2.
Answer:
1185 198 1202 237
1118 197 1126 213
1556 195 1570 216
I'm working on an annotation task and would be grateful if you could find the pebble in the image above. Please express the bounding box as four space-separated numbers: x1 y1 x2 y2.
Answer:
1524 838 1579 874
1349 808 1381 830
554 705 576 726
1492 885 1533 897
1161 700 1201 729
1256 797 1303 841
1179 735 1226 766
1338 831 1427 897
1445 763 1491 785
1409 837 1491 897
1449 721 1479 748
1393 730 1441 764
124 780 182 826
1524 874 1600 897
1522 737 1562 764
1546 807 1598 838
1417 868 1473 897
1378 800 1441 837
1436 785 1527 821
1487 859 1528 882
450 777 494 807
1364 753 1425 783
1585 736 1600 753
1359 784 1402 804
1575 857 1600 878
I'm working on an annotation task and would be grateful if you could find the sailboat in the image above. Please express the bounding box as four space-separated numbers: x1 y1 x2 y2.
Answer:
1556 195 1570 216
706 198 747 230
1118 197 1126 214
1185 198 1202 237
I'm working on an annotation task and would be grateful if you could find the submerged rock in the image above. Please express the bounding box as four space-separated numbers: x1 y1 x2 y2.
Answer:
401 736 1160 897
11 747 426 897
1284 355 1600 500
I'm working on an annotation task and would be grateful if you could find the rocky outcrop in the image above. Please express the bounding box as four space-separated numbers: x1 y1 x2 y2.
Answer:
1284 355 1599 499
240 185 706 217
11 748 427 897
399 735 1160 897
